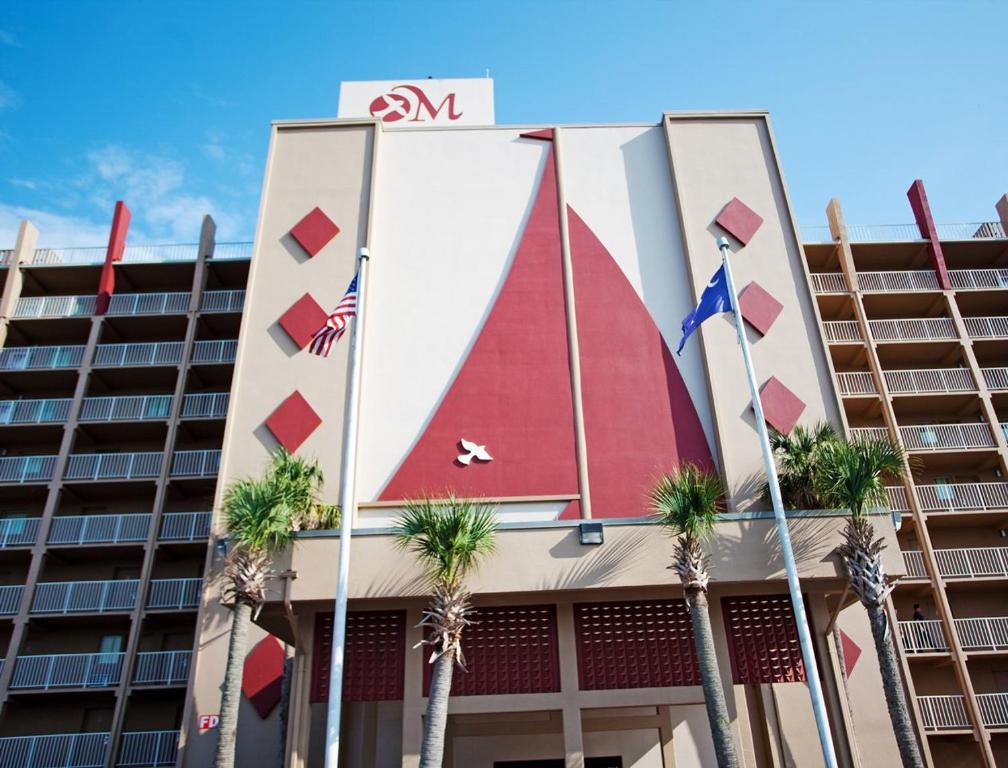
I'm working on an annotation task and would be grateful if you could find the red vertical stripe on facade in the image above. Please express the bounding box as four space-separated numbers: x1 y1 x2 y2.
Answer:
907 179 952 290
96 200 131 315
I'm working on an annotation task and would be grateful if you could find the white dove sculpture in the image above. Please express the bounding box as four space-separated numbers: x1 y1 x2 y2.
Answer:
457 438 493 465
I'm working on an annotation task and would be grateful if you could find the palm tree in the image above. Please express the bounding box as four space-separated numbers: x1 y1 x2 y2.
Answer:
394 497 497 768
651 464 739 768
815 437 923 768
765 422 838 509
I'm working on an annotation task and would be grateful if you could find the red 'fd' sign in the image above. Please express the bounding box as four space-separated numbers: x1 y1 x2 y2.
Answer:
198 714 220 731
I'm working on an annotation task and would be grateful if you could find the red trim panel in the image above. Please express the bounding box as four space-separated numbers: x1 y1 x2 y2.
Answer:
722 595 806 684
311 610 406 703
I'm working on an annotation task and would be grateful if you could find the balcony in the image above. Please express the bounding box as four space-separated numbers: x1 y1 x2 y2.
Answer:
916 482 1008 513
79 394 173 422
12 295 96 319
13 292 193 320
810 272 847 294
859 271 940 293
10 652 124 690
823 320 861 343
28 240 251 265
955 617 1008 652
64 452 163 482
883 367 975 395
169 449 221 478
48 514 151 546
898 619 947 654
0 398 72 424
158 511 212 542
886 486 911 512
851 423 997 451
0 585 25 615
200 289 245 313
0 729 179 768
180 392 229 419
869 318 957 342
146 578 202 610
836 371 877 396
191 339 237 365
93 342 182 368
802 221 1006 244
0 518 40 547
0 455 57 484
0 345 84 371
903 547 1008 580
30 579 139 614
117 730 179 767
918 693 1008 732
133 650 191 686
948 269 1008 291
963 316 1008 340
982 367 1008 391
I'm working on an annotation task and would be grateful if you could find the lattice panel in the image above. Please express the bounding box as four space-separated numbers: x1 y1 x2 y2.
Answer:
310 610 405 702
422 605 560 696
722 595 806 684
574 599 700 690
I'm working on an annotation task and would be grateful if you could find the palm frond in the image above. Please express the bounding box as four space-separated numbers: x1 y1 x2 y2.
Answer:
650 464 724 546
222 477 294 554
815 436 906 520
764 422 838 509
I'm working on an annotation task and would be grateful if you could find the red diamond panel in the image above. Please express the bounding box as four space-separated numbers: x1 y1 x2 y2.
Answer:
574 599 700 690
738 281 783 336
839 628 862 678
290 207 340 257
716 197 763 246
422 605 560 697
278 293 328 349
759 376 805 434
311 611 406 702
722 595 806 684
242 636 285 718
265 391 321 453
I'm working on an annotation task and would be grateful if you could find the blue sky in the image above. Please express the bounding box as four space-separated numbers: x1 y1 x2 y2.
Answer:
1 0 1005 247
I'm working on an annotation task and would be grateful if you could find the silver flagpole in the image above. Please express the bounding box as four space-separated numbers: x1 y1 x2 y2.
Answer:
324 247 370 768
717 236 839 768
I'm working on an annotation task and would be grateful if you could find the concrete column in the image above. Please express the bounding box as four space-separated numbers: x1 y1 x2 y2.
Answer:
994 194 1008 236
400 603 424 768
555 601 584 768
0 219 37 347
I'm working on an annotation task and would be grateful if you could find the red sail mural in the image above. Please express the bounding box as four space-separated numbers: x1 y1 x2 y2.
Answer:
379 140 713 518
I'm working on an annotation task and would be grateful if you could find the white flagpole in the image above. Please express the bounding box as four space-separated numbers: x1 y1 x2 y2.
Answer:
324 247 370 768
717 236 839 768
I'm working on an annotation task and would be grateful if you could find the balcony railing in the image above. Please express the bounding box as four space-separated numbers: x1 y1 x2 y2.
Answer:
93 342 183 368
963 316 1008 339
948 269 1008 291
978 693 1008 728
859 271 940 293
180 392 229 419
802 221 1005 244
79 394 173 422
0 517 40 547
64 452 163 481
0 585 24 615
810 272 847 293
12 292 192 319
133 650 191 685
158 511 212 542
868 317 956 342
0 249 11 265
0 732 110 768
0 345 84 370
28 241 251 266
849 426 889 442
0 455 57 484
895 423 997 451
10 652 124 690
169 449 221 478
982 367 1008 391
836 371 877 396
933 547 1008 579
955 617 1008 652
916 482 1008 513
31 579 140 614
902 550 927 578
48 514 151 546
12 295 96 318
116 730 179 767
898 620 947 653
146 578 202 610
886 486 911 512
200 289 245 313
0 397 72 424
822 320 861 343
918 694 970 731
883 367 975 394
191 339 237 364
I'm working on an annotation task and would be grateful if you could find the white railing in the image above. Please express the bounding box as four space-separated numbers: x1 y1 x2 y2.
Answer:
0 585 24 614
133 650 191 685
107 292 189 316
859 270 940 293
200 289 245 313
918 694 970 730
146 578 202 610
883 367 975 394
899 423 996 451
0 732 110 767
64 452 163 481
28 241 250 266
0 517 39 547
79 394 173 422
0 455 57 483
955 617 1008 652
802 222 1005 244
0 397 72 424
93 342 183 368
936 222 1007 240
977 693 1008 728
191 339 237 364
0 248 11 265
48 514 151 545
31 579 139 614
116 730 179 767
1003 422 1008 443
169 449 221 478
849 426 889 442
158 512 212 542
886 486 911 512
810 272 847 293
963 316 1008 339
902 550 927 578
11 652 124 690
29 246 108 266
13 295 96 318
898 620 947 653
822 320 861 343
213 242 253 260
868 317 956 342
916 482 1008 513
982 367 1008 391
934 547 1008 579
180 392 229 419
11 292 192 318
836 371 877 395
948 269 1008 291
0 345 84 370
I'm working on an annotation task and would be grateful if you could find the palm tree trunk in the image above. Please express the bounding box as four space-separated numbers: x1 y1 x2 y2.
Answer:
686 587 739 768
866 602 924 768
420 649 455 768
215 599 253 768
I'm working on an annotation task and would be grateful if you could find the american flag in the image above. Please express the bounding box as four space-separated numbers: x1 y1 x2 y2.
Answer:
309 273 359 357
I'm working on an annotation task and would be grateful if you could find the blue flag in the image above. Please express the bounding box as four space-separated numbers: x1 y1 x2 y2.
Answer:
677 265 732 355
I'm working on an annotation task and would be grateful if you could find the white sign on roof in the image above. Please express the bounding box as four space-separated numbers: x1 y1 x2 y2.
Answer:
338 78 495 127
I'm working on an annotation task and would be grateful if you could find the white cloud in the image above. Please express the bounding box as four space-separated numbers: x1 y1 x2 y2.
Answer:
0 81 21 111
0 203 116 249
